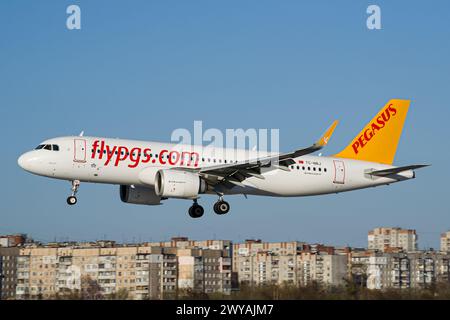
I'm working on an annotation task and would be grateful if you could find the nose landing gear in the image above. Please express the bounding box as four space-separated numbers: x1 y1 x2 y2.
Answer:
188 199 204 218
66 180 80 206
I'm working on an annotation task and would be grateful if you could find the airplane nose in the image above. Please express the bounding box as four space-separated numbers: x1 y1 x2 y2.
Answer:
18 152 34 171
18 153 26 169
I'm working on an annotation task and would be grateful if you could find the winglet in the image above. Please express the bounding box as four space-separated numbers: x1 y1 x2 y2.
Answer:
316 120 339 147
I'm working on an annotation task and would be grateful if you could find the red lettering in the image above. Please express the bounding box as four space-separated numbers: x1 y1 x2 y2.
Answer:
364 128 374 142
159 150 168 165
358 136 366 148
381 109 391 122
104 145 117 166
180 151 199 167
376 116 385 128
388 104 397 116
191 152 200 167
352 141 360 154
128 147 142 168
168 151 180 165
141 148 152 163
115 146 129 166
371 122 381 133
91 140 99 159
99 140 105 159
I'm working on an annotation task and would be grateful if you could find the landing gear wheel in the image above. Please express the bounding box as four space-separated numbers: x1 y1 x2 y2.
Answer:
67 196 77 205
214 200 230 215
188 204 204 218
67 180 80 206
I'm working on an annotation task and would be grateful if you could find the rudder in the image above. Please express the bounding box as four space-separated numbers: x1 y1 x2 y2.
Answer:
334 99 410 165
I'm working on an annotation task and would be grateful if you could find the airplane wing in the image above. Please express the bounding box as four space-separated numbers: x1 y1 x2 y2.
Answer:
368 164 430 177
193 120 339 188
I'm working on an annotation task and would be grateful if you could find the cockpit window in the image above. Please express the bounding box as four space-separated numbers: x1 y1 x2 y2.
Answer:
35 144 60 151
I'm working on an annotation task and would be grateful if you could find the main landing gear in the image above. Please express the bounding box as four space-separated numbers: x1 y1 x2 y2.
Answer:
213 197 230 215
187 197 231 218
188 199 205 218
67 180 80 206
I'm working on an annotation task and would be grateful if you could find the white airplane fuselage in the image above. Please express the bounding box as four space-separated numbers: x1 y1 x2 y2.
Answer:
17 136 414 198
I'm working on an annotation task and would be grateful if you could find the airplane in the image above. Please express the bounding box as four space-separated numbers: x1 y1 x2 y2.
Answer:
17 99 428 218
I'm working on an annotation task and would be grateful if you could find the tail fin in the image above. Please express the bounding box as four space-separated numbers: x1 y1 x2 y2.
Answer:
334 99 410 165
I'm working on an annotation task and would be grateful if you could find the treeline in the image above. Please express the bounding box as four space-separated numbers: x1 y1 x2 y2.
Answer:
203 281 450 300
21 281 450 300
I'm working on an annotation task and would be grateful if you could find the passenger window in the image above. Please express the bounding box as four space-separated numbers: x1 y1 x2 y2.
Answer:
324 168 327 172
308 167 311 171
302 166 305 170
313 167 316 171
297 166 300 170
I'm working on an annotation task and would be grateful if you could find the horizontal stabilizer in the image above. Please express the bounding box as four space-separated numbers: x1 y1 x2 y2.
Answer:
369 164 430 177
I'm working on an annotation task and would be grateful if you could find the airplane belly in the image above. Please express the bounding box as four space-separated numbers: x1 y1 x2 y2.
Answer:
225 169 337 197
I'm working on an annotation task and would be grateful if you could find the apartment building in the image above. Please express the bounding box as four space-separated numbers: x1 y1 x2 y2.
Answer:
148 247 178 299
3 232 450 299
233 240 301 285
233 240 347 287
1 237 233 300
441 231 450 253
368 227 417 252
353 250 450 289
177 248 232 295
235 251 298 286
298 252 347 286
0 247 20 299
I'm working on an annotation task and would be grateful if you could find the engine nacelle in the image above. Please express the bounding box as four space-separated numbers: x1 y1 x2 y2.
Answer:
154 169 207 199
120 185 162 205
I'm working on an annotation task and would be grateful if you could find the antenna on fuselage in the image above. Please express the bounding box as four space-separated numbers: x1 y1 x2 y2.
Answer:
79 131 84 137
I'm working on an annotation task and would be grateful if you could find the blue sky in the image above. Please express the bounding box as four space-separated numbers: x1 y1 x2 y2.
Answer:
1 1 449 248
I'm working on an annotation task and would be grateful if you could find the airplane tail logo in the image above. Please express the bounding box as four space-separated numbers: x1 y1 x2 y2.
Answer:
334 99 410 165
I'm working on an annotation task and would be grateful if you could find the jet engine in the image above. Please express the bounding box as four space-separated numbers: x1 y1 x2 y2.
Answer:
154 169 207 199
120 185 162 205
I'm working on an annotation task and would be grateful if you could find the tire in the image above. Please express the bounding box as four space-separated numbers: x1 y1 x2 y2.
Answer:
67 196 77 205
214 201 230 215
188 204 204 218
